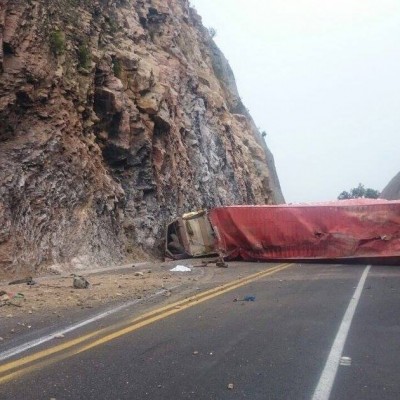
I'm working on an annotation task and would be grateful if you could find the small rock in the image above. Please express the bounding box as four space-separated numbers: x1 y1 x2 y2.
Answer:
28 310 33 314
193 351 199 355
0 337 4 341
135 272 144 277
227 383 234 390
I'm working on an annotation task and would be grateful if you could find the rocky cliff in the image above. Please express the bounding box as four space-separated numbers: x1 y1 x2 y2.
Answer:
381 172 400 200
0 0 284 274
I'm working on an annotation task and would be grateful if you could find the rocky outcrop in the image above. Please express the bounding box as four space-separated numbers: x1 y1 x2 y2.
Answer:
0 0 284 274
381 172 400 200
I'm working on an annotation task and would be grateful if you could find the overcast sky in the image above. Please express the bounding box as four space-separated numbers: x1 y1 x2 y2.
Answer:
190 0 400 203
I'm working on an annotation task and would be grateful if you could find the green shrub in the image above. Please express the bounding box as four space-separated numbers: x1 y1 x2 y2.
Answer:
78 44 91 69
113 59 122 78
50 31 65 56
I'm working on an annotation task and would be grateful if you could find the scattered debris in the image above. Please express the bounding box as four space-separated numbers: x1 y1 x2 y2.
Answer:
227 383 234 390
233 295 256 302
8 277 34 286
72 274 90 289
0 291 25 307
170 265 192 272
198 256 228 268
339 356 352 366
54 333 65 339
216 257 229 268
0 264 204 319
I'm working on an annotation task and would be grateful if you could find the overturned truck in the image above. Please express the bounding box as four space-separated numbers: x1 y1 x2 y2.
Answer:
165 199 400 263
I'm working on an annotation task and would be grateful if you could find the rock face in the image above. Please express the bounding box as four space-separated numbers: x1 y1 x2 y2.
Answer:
381 172 400 200
0 0 284 273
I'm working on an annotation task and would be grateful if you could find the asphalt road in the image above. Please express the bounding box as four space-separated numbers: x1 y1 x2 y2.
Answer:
1 262 399 400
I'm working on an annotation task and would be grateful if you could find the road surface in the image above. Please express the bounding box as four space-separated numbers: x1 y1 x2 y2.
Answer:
1 262 399 399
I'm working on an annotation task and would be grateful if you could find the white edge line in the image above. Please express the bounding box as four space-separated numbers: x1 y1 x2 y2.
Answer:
311 265 371 400
0 286 179 363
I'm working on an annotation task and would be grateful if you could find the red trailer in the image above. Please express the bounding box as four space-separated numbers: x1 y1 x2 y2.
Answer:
208 199 400 262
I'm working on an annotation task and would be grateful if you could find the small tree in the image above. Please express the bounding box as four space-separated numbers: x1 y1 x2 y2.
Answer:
364 188 380 199
338 190 351 200
208 27 217 39
338 183 380 200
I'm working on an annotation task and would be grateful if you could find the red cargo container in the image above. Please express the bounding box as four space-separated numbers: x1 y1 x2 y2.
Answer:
208 199 400 262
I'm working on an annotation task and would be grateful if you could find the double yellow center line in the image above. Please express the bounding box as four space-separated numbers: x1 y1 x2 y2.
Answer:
0 263 294 384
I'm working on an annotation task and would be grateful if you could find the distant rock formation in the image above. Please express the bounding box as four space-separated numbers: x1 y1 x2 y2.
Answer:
381 172 400 200
0 0 284 273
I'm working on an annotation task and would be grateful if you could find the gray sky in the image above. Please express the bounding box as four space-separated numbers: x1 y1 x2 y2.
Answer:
190 0 400 203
